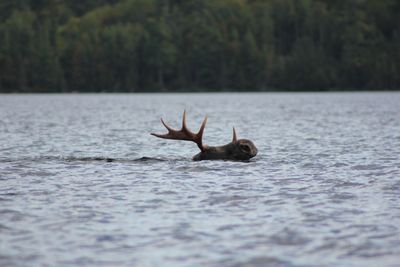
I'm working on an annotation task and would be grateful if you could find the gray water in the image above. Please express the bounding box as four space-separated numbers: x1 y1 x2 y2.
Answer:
0 93 399 267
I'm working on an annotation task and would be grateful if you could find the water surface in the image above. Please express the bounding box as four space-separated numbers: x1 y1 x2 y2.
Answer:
1 93 399 267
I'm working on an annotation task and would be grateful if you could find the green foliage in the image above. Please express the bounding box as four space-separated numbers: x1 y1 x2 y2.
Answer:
0 0 399 92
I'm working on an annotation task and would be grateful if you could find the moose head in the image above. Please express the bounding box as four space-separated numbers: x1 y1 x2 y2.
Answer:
151 111 258 161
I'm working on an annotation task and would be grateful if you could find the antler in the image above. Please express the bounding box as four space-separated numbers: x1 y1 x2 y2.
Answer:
151 111 208 151
232 127 237 143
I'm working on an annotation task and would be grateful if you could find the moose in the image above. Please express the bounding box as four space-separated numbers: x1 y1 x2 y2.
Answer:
151 111 258 161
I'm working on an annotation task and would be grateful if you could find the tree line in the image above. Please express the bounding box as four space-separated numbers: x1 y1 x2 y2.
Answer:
0 0 399 92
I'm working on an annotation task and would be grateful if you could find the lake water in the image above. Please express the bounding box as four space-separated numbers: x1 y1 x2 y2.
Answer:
0 92 399 267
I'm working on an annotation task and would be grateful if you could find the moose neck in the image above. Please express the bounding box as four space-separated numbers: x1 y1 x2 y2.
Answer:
192 142 236 161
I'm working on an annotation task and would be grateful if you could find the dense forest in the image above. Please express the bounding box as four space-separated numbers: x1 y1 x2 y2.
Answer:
0 0 399 92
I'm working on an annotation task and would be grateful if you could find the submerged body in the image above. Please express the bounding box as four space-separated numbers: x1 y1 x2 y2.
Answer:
151 111 258 161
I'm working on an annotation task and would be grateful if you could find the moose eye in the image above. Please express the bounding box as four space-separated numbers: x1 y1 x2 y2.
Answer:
240 144 250 153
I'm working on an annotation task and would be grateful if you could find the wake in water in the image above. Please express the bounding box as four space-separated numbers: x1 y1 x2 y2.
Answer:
0 156 170 163
0 155 259 164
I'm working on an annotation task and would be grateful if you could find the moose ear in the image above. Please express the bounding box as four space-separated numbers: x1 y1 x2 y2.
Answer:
232 127 237 143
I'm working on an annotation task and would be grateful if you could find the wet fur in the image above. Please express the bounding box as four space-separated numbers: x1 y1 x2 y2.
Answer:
192 139 257 161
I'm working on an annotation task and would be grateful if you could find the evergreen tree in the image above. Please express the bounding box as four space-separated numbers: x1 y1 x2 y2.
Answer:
0 0 399 92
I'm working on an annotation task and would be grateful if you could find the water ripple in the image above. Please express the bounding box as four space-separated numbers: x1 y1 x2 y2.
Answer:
1 93 400 267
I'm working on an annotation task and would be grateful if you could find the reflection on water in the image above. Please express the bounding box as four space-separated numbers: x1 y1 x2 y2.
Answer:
0 93 400 267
